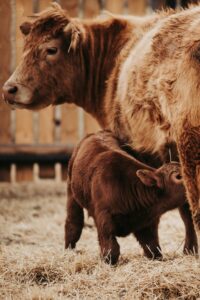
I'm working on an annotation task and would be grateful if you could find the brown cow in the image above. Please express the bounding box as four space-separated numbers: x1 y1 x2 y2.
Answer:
65 130 195 264
2 4 200 240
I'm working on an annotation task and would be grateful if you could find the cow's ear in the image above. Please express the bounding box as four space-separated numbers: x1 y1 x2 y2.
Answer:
20 22 32 35
63 21 85 52
136 170 163 188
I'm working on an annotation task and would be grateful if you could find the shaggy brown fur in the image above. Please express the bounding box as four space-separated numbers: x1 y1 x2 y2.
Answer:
65 131 198 264
2 4 200 232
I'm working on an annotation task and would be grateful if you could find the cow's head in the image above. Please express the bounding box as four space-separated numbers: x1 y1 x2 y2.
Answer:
2 3 85 110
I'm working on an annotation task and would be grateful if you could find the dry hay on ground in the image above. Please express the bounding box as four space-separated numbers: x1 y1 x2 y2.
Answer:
0 182 200 300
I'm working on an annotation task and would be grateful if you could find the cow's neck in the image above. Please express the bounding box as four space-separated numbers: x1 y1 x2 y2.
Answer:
73 19 131 127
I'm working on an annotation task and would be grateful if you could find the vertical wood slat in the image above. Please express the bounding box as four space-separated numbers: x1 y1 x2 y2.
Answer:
60 0 80 180
60 0 79 148
39 163 55 179
127 0 147 15
149 0 165 10
37 0 56 179
60 0 79 17
83 0 100 18
0 1 12 181
16 164 33 182
84 112 100 135
61 104 79 144
15 0 34 144
39 0 52 10
15 0 34 181
82 0 100 135
0 165 11 182
105 0 125 14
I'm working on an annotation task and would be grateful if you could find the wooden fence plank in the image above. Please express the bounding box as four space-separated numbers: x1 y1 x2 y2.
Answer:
60 0 82 180
0 1 12 181
0 165 11 182
105 0 124 14
127 0 146 15
39 164 55 178
15 0 34 181
83 0 100 18
84 112 100 135
16 164 33 182
39 0 52 10
37 0 56 179
0 2 12 144
60 0 79 179
149 0 166 10
15 0 34 144
82 0 100 135
61 104 79 144
60 0 79 17
38 0 54 147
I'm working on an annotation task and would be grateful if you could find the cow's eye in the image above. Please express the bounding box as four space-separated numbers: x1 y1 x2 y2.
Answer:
46 47 58 55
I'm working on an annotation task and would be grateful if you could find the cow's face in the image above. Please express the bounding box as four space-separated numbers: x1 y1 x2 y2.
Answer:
136 162 185 203
2 5 84 110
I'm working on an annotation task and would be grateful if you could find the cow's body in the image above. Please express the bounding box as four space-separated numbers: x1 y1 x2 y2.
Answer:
2 4 200 235
65 131 196 264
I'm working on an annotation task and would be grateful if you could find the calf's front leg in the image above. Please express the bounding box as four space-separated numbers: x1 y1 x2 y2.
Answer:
65 184 84 249
95 209 120 265
134 218 162 260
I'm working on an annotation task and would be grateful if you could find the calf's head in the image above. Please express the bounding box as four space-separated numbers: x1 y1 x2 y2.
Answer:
136 162 185 203
2 4 85 110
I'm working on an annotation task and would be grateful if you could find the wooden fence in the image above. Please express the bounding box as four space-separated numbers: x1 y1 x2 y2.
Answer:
0 0 186 183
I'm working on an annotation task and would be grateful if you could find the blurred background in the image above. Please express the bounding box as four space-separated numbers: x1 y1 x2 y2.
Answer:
0 0 198 183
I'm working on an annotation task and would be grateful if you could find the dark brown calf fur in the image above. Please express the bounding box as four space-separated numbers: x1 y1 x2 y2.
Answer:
65 131 198 264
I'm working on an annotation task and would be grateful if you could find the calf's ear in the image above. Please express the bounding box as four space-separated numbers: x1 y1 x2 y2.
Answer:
63 21 85 52
20 22 32 35
136 170 163 188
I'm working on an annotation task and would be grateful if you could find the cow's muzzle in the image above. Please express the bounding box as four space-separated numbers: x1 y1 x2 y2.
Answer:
2 82 18 105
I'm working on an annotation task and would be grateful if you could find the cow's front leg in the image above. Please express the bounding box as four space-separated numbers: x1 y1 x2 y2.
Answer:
177 124 200 232
178 203 198 255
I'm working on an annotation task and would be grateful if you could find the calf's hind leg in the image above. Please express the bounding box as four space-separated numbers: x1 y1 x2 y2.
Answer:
65 185 84 249
134 219 162 260
95 210 120 265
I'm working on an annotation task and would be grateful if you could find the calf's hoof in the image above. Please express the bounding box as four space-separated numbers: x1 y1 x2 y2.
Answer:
102 252 120 265
101 244 120 265
144 248 163 260
183 241 198 256
65 241 76 249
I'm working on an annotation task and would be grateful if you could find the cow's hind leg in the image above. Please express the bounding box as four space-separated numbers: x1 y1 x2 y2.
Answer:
134 219 162 260
178 203 198 255
65 185 84 249
95 210 120 265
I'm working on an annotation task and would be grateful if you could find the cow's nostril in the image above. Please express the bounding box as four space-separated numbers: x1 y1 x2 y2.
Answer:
8 86 18 94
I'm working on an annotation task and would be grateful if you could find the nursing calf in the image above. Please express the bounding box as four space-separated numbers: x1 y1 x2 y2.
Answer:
65 131 197 264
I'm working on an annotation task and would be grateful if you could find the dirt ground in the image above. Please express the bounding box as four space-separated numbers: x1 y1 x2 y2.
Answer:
0 182 200 300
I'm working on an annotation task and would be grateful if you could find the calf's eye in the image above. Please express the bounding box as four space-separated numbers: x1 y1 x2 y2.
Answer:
46 47 58 55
